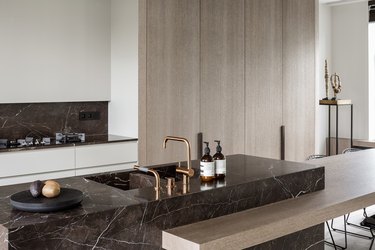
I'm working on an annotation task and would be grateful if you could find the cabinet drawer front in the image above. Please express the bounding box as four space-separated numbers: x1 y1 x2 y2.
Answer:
75 163 134 177
0 147 75 178
75 141 137 169
0 170 75 186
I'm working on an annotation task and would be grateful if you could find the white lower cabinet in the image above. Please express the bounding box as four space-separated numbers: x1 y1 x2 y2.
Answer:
0 147 75 186
0 141 138 186
75 141 138 176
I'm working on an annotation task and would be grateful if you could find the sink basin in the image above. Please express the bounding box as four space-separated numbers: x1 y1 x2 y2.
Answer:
85 164 181 191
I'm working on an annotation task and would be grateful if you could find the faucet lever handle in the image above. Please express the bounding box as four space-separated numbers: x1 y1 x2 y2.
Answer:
176 167 194 177
166 177 176 189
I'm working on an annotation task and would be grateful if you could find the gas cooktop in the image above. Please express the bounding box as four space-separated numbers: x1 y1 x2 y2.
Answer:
0 132 86 149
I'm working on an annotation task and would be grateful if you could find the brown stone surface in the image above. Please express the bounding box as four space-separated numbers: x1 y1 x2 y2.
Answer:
0 155 323 249
0 102 108 139
163 149 375 249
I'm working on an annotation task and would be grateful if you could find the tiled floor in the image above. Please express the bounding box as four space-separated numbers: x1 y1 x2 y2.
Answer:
325 206 375 250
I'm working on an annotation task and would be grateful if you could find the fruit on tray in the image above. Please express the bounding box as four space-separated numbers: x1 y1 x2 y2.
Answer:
42 180 61 198
29 180 45 198
29 180 61 198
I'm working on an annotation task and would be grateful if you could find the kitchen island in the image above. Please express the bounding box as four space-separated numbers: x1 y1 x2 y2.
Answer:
0 155 324 249
164 149 375 249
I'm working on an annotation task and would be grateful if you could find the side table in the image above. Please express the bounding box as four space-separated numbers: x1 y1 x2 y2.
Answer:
319 99 353 156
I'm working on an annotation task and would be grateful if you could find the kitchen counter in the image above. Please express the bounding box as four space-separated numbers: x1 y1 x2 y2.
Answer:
163 149 375 249
0 134 137 153
0 155 323 249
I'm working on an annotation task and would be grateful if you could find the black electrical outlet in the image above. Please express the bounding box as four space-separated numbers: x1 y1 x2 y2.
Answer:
79 111 100 121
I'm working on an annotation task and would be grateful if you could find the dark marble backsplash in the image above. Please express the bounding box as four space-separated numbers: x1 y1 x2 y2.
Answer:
0 102 108 139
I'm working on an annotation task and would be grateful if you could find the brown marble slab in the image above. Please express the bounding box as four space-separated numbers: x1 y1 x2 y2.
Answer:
0 154 324 249
163 149 375 249
0 102 108 139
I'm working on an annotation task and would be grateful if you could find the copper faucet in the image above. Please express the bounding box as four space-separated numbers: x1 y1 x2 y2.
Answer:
134 165 160 199
163 136 194 188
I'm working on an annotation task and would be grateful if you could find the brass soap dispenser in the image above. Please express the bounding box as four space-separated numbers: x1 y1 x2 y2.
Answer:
200 142 215 182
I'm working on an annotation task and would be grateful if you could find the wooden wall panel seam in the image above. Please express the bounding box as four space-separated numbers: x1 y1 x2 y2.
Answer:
138 0 147 165
244 0 248 155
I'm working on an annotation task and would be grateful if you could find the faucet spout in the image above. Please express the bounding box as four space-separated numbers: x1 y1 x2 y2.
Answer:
163 136 192 172
163 135 194 193
133 165 161 192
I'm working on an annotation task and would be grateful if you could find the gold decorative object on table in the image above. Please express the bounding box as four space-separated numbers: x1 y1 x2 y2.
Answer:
320 59 343 102
330 73 342 100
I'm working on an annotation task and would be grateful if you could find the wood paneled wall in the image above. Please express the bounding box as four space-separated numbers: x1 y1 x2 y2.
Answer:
144 0 200 165
245 0 283 159
139 0 316 165
200 0 245 156
282 0 316 161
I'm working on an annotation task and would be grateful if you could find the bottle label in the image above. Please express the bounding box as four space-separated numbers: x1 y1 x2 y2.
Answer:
200 161 215 177
215 159 226 174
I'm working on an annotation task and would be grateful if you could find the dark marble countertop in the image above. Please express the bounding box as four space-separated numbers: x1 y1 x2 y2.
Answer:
164 149 375 249
0 155 322 230
0 155 324 249
0 134 138 153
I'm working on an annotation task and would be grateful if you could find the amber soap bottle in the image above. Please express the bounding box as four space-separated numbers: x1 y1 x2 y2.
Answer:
213 140 226 178
200 142 215 182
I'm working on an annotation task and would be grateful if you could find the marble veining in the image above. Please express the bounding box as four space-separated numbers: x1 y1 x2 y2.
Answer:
0 155 324 249
0 102 108 140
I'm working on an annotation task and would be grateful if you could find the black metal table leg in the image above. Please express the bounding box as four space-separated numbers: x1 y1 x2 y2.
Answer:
329 106 331 156
336 105 339 155
351 104 353 148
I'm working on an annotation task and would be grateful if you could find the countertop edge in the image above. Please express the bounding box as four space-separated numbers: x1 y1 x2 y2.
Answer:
163 191 375 249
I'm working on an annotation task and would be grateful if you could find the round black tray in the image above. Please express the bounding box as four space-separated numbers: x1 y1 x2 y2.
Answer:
10 188 83 213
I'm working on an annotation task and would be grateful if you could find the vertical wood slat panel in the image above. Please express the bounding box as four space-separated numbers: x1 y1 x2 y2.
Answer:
245 0 283 159
283 0 316 161
200 0 245 156
145 0 200 165
140 0 316 164
138 0 147 165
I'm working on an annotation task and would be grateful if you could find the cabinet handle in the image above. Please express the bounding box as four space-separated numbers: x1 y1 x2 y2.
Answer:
197 132 203 159
281 126 285 160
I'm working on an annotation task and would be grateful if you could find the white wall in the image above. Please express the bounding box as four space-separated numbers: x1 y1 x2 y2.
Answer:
109 0 138 138
316 3 332 154
317 1 368 154
0 0 111 103
369 23 375 139
330 2 368 139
